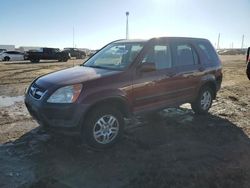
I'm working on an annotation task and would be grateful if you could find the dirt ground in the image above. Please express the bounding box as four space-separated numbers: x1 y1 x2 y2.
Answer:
0 56 249 188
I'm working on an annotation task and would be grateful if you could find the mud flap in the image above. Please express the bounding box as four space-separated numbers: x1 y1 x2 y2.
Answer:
247 62 250 80
247 47 250 80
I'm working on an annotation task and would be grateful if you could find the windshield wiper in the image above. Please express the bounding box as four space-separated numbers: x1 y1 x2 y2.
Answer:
83 65 103 69
83 64 115 70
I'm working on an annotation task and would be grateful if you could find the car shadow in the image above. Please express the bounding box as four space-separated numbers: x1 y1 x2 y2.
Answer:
1 108 250 188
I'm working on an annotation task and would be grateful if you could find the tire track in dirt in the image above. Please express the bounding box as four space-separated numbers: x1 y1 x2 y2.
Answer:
0 68 42 80
0 117 33 126
0 78 38 85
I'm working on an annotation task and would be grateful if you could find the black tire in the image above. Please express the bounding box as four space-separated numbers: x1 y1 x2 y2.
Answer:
76 53 81 59
63 58 69 62
82 106 124 149
31 59 40 63
4 56 10 61
191 86 214 115
81 54 86 59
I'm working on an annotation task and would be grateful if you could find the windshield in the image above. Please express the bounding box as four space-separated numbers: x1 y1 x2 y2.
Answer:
83 42 144 70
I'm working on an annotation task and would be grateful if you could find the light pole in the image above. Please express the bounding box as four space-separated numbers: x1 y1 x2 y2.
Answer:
73 26 75 48
126 11 129 39
217 33 220 50
241 34 245 49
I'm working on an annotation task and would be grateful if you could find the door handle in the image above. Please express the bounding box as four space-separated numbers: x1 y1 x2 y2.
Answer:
165 72 176 77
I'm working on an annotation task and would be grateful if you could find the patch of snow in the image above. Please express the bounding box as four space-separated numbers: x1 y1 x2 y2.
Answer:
0 96 24 107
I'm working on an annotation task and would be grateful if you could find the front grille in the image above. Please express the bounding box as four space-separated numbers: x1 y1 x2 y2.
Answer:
29 83 47 100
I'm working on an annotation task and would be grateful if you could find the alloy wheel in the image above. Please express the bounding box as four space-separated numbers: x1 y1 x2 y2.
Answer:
93 115 119 144
200 91 212 110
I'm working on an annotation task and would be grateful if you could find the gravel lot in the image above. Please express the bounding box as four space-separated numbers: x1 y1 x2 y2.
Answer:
0 56 249 188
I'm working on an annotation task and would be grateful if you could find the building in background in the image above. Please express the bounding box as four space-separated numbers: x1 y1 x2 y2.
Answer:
79 48 90 54
0 45 15 51
18 46 42 52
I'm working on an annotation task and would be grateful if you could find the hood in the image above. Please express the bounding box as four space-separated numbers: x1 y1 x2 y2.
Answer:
35 66 121 88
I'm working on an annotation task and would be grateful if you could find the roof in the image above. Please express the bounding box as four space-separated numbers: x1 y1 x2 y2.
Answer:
114 39 148 43
114 37 208 43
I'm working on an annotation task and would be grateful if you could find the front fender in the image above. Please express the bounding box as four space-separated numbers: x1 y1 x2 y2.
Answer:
79 88 132 113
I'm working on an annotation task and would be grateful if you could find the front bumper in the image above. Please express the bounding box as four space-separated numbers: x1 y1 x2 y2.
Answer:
25 93 88 134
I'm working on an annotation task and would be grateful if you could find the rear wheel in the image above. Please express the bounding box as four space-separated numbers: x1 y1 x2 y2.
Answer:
191 86 214 115
4 56 10 61
82 106 124 149
63 57 69 62
76 54 81 59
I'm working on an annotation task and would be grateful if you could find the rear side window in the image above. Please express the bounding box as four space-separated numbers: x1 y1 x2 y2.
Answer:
174 44 198 66
197 41 218 61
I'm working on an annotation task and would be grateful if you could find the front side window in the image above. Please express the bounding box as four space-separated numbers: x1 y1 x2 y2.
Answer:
141 44 172 70
7 51 15 54
54 48 60 53
84 42 144 70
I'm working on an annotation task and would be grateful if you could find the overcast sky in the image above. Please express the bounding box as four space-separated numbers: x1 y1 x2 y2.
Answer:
0 0 249 49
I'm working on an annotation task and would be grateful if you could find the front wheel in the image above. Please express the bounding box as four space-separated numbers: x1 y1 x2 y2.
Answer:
191 87 214 115
82 106 124 149
81 54 86 59
30 59 40 63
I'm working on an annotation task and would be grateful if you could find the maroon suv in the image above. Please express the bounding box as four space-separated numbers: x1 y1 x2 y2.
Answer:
25 37 222 148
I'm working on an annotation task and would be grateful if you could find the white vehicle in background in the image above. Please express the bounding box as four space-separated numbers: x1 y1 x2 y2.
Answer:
0 51 25 61
0 49 7 53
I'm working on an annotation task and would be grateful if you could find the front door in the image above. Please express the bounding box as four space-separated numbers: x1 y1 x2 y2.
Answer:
132 40 178 113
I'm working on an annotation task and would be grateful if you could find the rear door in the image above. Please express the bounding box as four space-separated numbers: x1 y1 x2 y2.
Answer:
15 52 24 61
43 48 50 59
8 51 17 61
171 42 201 102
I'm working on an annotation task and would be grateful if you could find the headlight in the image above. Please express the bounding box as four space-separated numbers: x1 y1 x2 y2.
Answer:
47 84 82 103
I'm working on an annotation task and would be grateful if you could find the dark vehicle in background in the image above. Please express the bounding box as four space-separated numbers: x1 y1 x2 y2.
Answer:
246 47 250 80
88 50 98 57
27 47 70 63
63 48 86 59
25 37 222 149
0 51 24 61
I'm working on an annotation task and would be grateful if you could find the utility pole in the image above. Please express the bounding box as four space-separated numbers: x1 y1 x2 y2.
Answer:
241 34 245 49
217 33 220 50
73 26 75 48
126 11 129 39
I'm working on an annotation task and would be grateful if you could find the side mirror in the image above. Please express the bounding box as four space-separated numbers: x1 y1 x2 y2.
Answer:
139 62 156 72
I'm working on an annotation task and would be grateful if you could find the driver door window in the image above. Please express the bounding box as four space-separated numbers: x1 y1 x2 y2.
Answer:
142 44 172 70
